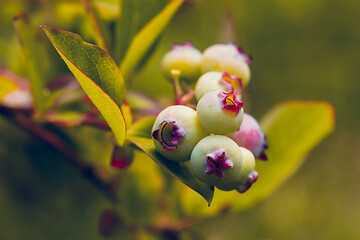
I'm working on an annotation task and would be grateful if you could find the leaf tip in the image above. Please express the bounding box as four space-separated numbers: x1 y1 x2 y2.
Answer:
303 100 336 133
206 186 215 206
322 101 336 130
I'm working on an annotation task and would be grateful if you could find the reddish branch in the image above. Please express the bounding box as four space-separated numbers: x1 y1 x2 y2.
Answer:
0 106 118 201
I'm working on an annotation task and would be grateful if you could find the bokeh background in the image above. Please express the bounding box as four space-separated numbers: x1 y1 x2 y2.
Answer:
0 0 359 239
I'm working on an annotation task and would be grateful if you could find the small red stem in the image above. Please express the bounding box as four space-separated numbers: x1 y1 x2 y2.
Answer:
179 90 195 103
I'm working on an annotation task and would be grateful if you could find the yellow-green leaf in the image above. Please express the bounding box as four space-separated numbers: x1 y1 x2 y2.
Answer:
41 26 126 145
180 101 335 216
119 0 184 78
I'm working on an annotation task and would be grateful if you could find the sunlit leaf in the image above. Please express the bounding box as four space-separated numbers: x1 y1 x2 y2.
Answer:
119 0 184 78
127 117 214 205
41 26 127 145
0 68 32 109
180 101 335 216
0 75 18 100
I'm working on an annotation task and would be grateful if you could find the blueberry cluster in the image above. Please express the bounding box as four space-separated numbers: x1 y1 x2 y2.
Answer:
152 42 268 193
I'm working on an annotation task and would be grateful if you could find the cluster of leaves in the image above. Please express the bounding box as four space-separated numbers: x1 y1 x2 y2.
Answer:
0 0 334 237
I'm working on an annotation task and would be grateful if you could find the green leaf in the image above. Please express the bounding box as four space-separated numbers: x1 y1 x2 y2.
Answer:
127 117 214 205
41 26 127 145
114 0 141 62
114 0 168 62
13 13 54 113
83 0 111 52
43 111 85 127
180 101 335 216
126 116 155 138
119 0 184 78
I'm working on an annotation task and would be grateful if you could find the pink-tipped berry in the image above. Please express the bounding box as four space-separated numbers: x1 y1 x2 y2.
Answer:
196 90 244 135
228 113 268 160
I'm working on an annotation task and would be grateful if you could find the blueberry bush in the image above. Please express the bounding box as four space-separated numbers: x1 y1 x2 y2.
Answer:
0 0 335 239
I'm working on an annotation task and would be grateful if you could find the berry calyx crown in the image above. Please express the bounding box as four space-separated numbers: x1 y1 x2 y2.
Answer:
152 120 185 151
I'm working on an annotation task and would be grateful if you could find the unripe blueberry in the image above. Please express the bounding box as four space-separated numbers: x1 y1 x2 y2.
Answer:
152 105 207 162
110 144 134 170
196 90 244 135
190 135 243 188
195 71 243 101
228 113 268 160
201 43 251 86
237 147 258 193
162 42 203 83
217 147 257 191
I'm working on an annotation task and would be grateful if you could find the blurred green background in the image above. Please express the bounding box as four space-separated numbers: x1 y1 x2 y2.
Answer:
0 0 359 239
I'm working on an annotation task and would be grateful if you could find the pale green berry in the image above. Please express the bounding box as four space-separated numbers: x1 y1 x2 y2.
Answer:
196 90 244 135
152 105 207 162
190 135 243 188
162 42 203 83
201 43 251 86
195 71 243 101
216 147 256 191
